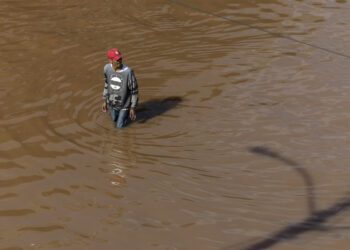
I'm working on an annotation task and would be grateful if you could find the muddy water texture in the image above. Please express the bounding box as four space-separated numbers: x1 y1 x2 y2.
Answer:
1 0 350 249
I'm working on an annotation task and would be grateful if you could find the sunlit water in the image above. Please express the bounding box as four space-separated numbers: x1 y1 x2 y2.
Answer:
1 0 350 249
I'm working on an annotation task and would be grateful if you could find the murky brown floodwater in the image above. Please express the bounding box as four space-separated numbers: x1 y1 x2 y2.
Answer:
2 0 350 249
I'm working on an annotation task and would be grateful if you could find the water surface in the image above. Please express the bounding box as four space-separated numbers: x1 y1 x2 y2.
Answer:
1 0 350 249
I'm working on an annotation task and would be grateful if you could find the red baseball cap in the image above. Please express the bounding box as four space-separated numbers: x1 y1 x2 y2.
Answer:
107 48 122 61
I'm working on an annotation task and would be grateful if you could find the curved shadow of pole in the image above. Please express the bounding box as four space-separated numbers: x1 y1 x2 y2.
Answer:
242 197 350 250
223 146 350 250
249 146 316 214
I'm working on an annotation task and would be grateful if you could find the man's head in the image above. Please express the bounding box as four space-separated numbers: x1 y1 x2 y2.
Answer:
107 48 123 69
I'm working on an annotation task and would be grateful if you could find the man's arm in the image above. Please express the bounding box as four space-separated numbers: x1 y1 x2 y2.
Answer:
102 70 109 112
129 70 139 120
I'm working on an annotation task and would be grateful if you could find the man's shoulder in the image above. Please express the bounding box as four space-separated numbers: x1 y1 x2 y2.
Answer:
104 63 113 73
119 65 133 74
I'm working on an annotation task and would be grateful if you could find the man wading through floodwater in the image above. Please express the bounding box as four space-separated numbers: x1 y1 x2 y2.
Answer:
102 48 139 128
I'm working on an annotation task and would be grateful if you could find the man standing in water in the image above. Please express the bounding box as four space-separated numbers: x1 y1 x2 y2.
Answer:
102 48 139 128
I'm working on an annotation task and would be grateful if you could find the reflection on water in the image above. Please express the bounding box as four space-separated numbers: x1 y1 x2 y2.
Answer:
1 0 350 249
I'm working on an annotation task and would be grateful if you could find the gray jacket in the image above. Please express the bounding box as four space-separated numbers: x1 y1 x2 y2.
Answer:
103 64 138 110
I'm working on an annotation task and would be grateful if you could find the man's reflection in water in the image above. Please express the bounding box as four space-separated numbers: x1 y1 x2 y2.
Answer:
110 162 126 186
107 131 136 186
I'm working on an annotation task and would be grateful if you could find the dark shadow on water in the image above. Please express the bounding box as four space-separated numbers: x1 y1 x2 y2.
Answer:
135 96 182 123
222 146 350 250
242 197 350 250
250 146 316 214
